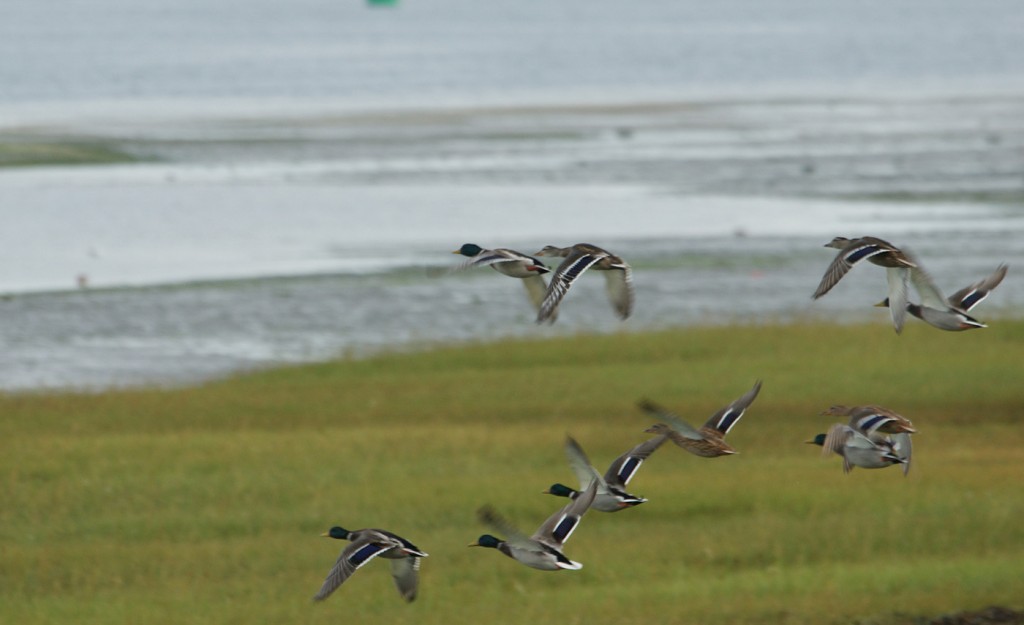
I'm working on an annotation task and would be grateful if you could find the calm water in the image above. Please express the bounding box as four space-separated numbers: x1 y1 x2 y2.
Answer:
3 0 1024 106
2 0 1023 391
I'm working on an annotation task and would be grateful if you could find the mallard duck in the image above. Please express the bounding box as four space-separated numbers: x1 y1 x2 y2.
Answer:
469 480 597 570
313 526 427 603
820 404 914 474
450 243 554 315
820 404 916 436
812 236 917 334
807 424 908 473
533 243 633 324
545 434 666 512
875 263 1008 331
638 380 762 458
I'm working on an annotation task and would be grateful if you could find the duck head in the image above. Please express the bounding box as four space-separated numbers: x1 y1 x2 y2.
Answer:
468 534 503 549
544 483 577 498
453 243 484 257
321 526 351 540
805 434 827 447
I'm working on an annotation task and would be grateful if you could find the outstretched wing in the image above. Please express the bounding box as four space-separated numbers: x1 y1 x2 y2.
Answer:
604 435 666 488
702 380 762 436
637 399 705 441
313 533 399 601
886 267 910 334
563 436 609 494
388 555 422 603
602 265 634 320
848 406 915 437
891 432 913 477
537 250 607 323
532 480 598 548
907 263 950 311
821 423 854 458
813 241 892 299
947 264 1008 311
521 275 552 314
476 505 535 550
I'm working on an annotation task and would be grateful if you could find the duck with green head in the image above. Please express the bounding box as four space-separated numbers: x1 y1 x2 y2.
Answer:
470 480 597 570
819 404 914 475
313 526 427 603
450 243 554 315
807 424 908 474
545 434 665 512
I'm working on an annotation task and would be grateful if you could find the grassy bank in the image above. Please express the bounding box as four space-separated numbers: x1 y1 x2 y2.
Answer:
0 139 141 167
2 321 1023 624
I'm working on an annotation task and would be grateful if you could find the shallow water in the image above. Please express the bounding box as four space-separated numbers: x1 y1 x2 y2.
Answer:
2 0 1023 391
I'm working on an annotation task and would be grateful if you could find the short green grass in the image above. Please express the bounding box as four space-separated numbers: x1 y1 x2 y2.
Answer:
2 321 1023 624
0 140 140 167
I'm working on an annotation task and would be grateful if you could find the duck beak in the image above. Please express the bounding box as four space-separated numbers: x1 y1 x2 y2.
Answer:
451 250 461 254
873 300 888 308
320 532 330 537
467 541 481 547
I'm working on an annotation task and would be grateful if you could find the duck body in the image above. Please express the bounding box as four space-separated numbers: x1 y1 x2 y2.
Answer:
820 404 914 474
471 480 598 570
639 380 762 458
451 243 553 313
877 263 1007 331
821 404 916 436
813 236 916 333
314 526 427 603
534 243 633 323
453 243 551 279
809 424 906 473
545 434 665 512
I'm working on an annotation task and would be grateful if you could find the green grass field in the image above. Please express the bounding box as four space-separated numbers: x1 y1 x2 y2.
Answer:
0 140 141 168
2 320 1023 624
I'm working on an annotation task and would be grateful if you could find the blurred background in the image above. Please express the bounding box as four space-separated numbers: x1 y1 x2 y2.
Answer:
2 0 1023 391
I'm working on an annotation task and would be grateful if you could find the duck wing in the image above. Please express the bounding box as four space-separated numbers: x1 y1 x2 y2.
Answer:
532 479 597 549
907 262 952 310
388 555 422 602
637 399 705 441
563 436 609 495
947 264 1008 311
522 274 553 316
849 405 915 436
476 506 536 550
313 532 400 601
891 432 912 476
702 380 762 436
537 250 607 323
886 267 910 334
604 435 666 488
813 239 895 299
602 263 634 320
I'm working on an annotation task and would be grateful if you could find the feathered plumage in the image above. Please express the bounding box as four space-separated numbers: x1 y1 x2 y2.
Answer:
639 380 762 458
812 236 917 333
450 243 554 315
545 434 666 512
534 243 633 324
876 263 1008 331
314 527 427 603
808 424 908 474
470 480 598 570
